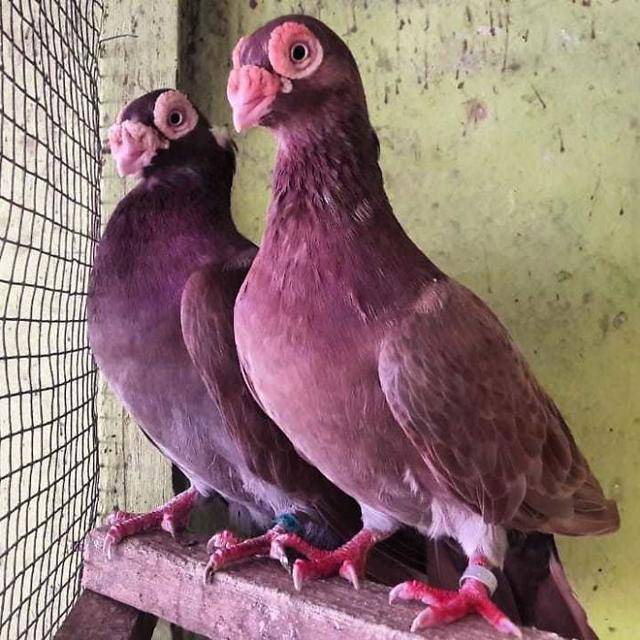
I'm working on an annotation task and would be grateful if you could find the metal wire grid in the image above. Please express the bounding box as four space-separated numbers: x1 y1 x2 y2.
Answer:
0 1 103 637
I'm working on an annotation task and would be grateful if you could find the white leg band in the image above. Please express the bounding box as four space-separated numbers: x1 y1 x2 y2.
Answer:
460 564 498 596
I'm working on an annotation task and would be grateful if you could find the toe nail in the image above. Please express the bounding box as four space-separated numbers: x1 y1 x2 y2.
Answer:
103 535 115 560
270 541 291 572
410 609 432 633
389 583 405 604
203 562 215 585
340 562 360 590
498 619 522 638
292 563 304 592
162 516 176 538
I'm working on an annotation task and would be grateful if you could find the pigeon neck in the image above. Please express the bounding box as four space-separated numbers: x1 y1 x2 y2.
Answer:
271 113 393 228
144 160 234 222
261 115 440 302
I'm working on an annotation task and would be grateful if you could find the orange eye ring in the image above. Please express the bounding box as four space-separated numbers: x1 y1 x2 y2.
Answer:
268 22 323 80
153 90 198 140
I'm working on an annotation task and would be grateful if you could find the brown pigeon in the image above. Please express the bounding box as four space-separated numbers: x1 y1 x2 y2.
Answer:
227 16 619 637
88 88 426 584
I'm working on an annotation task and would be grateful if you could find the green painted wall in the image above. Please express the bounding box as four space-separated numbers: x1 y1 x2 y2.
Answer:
179 1 639 637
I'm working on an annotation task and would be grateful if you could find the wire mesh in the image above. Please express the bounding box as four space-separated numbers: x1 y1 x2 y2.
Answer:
0 0 103 637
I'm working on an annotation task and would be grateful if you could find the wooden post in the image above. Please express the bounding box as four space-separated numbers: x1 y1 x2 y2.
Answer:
82 528 566 640
97 0 179 522
98 6 183 637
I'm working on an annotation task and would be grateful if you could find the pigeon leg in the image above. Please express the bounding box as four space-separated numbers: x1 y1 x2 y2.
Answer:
270 528 382 591
103 487 198 559
203 527 282 582
389 555 522 637
203 513 306 582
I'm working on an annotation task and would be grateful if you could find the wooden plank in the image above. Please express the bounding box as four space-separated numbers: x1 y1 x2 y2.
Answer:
54 590 157 640
82 528 565 640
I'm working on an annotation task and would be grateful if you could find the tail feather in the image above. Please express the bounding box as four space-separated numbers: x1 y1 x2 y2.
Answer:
547 551 597 640
550 496 619 537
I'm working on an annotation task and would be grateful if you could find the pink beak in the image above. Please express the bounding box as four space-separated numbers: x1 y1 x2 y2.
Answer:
227 65 284 133
107 120 169 177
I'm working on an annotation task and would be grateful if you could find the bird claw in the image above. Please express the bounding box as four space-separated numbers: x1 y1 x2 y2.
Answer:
291 557 361 591
206 529 243 554
204 528 284 577
103 530 120 560
410 608 433 633
389 579 522 637
338 560 360 590
389 580 442 606
388 582 408 605
101 488 198 559
203 553 220 585
292 559 305 591
269 539 290 571
272 529 374 592
161 513 177 538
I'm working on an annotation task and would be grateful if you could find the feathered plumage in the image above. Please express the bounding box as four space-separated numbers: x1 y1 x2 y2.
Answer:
228 16 618 637
88 89 428 583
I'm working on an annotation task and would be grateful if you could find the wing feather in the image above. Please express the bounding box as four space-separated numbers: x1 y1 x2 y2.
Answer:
180 260 366 540
379 278 618 535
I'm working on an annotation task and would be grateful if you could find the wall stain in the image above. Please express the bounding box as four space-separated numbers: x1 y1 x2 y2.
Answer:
464 98 488 125
558 128 566 153
531 84 547 109
612 311 627 329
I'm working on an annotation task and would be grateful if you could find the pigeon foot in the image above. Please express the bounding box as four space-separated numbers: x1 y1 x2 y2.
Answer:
270 528 378 591
103 487 198 559
203 526 287 583
389 575 522 637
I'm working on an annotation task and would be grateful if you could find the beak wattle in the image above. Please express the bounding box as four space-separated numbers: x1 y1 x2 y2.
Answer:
107 120 169 178
227 65 283 133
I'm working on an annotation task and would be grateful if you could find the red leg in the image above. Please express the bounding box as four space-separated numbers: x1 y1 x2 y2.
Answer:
389 557 521 637
103 487 198 559
207 529 243 551
271 529 381 591
203 526 285 583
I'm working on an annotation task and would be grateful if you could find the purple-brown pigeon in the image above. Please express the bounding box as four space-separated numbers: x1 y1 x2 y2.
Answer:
87 88 427 583
227 16 620 637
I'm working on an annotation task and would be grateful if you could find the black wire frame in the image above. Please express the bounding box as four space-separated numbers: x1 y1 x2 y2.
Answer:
0 1 103 638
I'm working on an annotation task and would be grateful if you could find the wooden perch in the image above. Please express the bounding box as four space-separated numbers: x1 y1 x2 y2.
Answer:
82 527 566 640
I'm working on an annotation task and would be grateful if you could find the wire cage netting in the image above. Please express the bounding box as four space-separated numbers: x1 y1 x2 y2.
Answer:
0 1 103 638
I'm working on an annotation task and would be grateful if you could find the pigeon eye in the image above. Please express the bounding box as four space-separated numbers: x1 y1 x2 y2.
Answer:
290 43 309 63
169 111 184 126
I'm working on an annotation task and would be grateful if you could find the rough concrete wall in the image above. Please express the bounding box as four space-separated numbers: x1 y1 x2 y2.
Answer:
179 1 639 638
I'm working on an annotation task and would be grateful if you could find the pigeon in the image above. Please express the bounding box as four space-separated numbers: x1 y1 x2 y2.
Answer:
227 16 619 637
87 88 426 583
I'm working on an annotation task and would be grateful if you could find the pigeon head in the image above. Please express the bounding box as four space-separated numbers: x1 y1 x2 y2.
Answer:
107 89 234 178
227 16 368 135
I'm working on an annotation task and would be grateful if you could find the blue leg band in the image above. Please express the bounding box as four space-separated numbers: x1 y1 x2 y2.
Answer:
272 512 304 535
